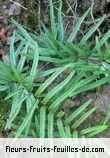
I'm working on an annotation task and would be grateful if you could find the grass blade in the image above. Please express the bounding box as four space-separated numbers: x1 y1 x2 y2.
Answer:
103 105 110 124
72 107 97 129
57 119 66 138
67 8 90 42
48 112 54 138
40 106 46 138
43 71 75 103
36 67 67 95
17 45 29 71
71 76 110 97
12 19 34 44
81 15 105 44
95 36 103 60
100 30 110 46
0 85 9 91
65 126 72 138
9 31 16 67
65 100 92 124
80 125 107 136
30 44 39 82
5 87 27 129
73 131 79 138
58 0 64 41
86 125 107 137
49 0 57 37
15 99 38 138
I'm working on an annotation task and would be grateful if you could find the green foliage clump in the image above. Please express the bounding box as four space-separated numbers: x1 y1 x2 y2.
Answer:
0 0 110 138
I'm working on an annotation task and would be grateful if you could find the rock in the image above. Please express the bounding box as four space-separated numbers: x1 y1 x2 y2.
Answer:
8 1 21 16
95 94 110 112
0 0 22 17
94 86 110 113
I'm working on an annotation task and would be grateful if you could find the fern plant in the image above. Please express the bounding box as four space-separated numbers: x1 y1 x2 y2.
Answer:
0 0 110 138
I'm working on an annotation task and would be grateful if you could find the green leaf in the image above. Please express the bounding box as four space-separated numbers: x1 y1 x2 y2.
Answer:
11 67 22 82
49 72 85 112
15 99 38 138
17 45 29 71
58 0 64 41
43 71 75 103
65 100 92 124
86 125 107 137
15 41 25 56
29 44 39 82
80 125 107 136
81 15 105 44
0 85 9 91
36 67 61 79
26 94 38 112
36 67 67 95
49 0 57 37
9 31 16 67
5 88 20 100
12 19 34 45
48 112 54 138
71 76 110 96
72 107 97 129
65 126 72 138
104 105 110 124
5 87 27 129
35 115 39 137
73 131 79 138
100 30 110 46
40 106 46 138
57 119 66 138
0 61 14 82
67 8 90 42
95 36 103 60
